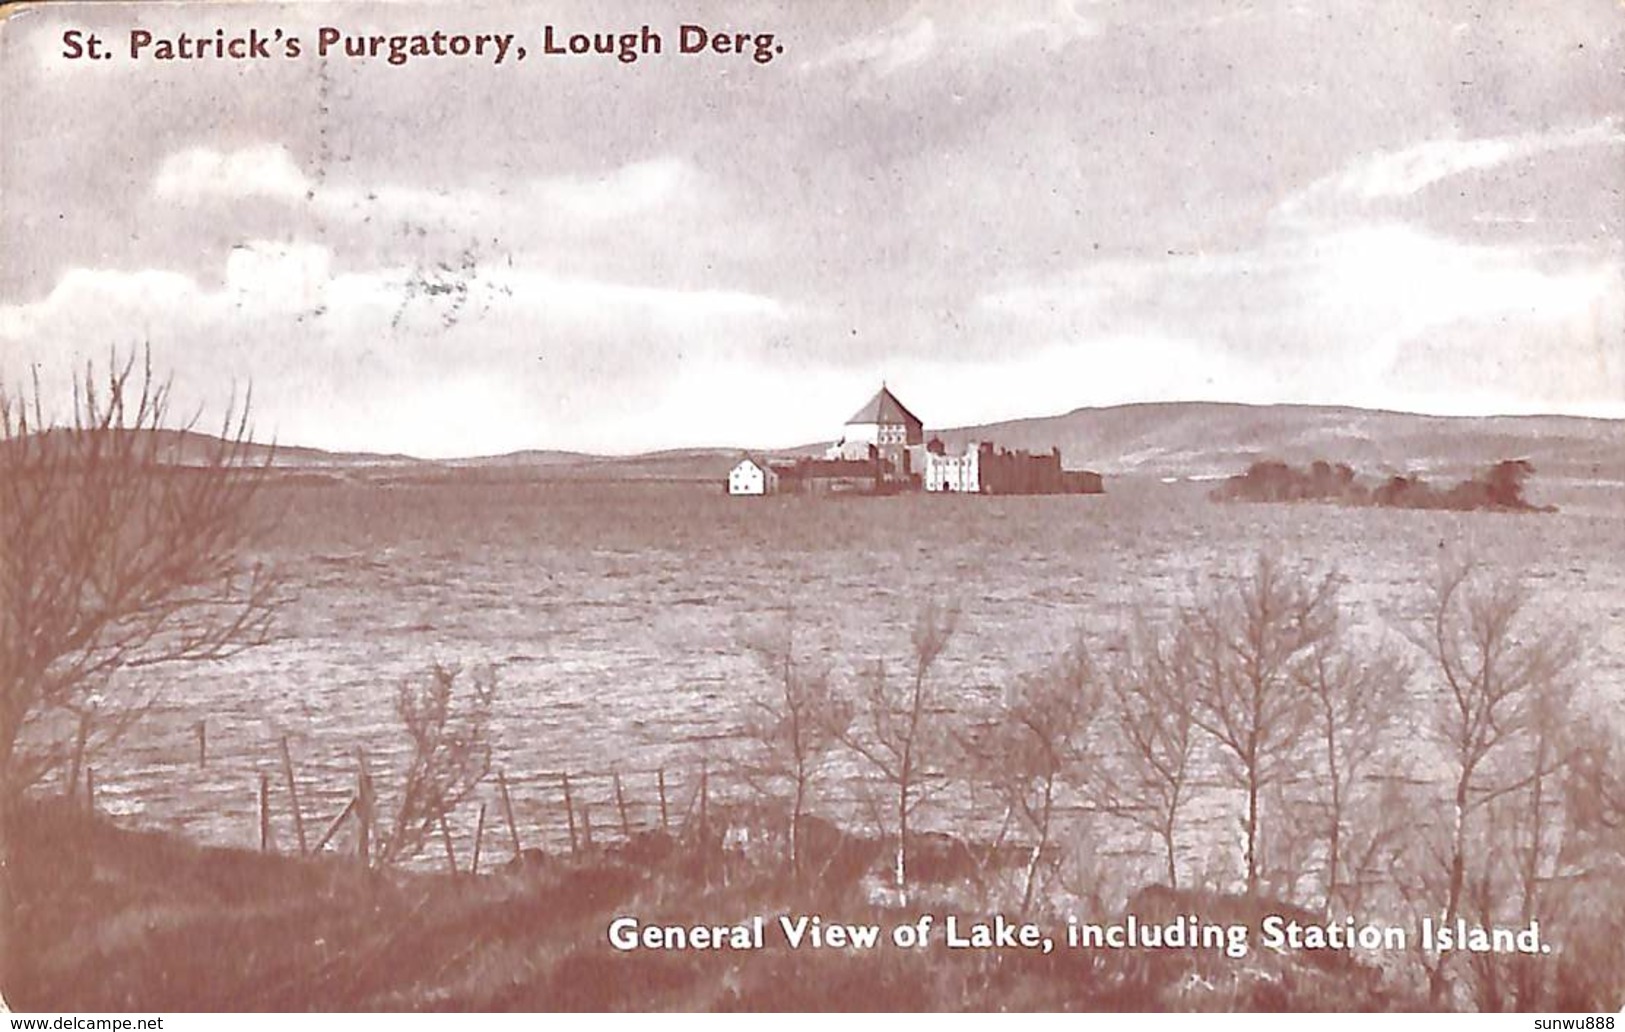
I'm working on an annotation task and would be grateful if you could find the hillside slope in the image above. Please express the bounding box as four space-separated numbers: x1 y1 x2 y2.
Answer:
929 402 1625 481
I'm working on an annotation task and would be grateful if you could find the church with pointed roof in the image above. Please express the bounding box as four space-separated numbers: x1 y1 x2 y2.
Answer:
827 384 925 477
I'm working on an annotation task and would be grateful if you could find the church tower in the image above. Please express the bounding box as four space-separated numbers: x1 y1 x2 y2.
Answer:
830 384 924 477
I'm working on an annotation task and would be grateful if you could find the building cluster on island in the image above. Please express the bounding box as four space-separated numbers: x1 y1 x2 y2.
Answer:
726 386 1104 497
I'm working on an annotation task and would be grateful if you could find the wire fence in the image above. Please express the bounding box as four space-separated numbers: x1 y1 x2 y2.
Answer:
61 717 1205 879
53 705 1457 895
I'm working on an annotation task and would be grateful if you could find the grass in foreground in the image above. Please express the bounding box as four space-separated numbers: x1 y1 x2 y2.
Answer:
8 801 1417 1011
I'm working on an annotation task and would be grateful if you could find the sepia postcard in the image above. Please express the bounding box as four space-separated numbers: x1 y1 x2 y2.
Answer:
0 0 1622 1016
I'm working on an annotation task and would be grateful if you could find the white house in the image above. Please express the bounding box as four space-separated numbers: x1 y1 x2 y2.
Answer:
727 456 778 496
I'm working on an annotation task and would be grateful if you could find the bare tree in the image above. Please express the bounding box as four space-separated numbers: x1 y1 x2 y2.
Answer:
1506 674 1573 1009
739 611 844 877
1324 774 1422 922
1569 725 1625 841
1098 617 1202 889
1407 560 1581 1007
836 601 959 905
1182 554 1339 897
1548 727 1625 1010
963 637 1100 916
372 661 499 868
1297 629 1409 909
0 353 280 991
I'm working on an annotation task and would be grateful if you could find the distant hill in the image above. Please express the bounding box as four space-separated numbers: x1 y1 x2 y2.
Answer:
0 427 419 468
927 402 1625 482
289 445 747 484
439 447 743 482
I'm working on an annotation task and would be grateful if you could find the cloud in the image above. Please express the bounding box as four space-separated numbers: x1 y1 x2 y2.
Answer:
128 146 744 303
150 145 701 230
490 271 784 322
318 157 697 228
1304 224 1611 337
532 158 694 221
0 246 789 455
10 2 1620 453
2 246 785 344
974 222 1623 415
223 241 333 308
986 0 1103 48
0 267 194 341
808 15 937 76
806 0 1099 78
1279 121 1625 223
154 145 311 203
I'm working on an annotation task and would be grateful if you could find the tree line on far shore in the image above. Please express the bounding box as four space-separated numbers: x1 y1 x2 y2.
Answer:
1211 457 1553 512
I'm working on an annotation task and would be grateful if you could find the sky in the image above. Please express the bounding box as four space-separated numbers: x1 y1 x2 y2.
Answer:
1 0 1621 457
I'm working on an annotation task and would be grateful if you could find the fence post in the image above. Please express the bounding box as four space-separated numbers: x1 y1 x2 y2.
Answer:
195 720 207 768
657 769 669 832
472 803 487 875
561 773 578 856
581 804 594 851
438 813 458 875
698 762 712 888
85 767 96 814
66 714 90 801
497 770 521 857
614 772 631 839
356 749 373 870
280 736 307 855
258 772 271 852
699 761 709 844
